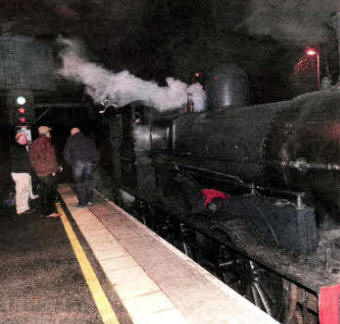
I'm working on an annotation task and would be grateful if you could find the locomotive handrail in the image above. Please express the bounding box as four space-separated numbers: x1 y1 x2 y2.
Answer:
173 162 245 184
167 161 306 202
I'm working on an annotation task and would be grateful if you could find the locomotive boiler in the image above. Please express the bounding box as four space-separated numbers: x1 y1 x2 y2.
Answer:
150 90 340 216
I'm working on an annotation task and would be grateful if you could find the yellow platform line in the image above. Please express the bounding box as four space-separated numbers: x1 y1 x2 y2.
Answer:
56 203 120 324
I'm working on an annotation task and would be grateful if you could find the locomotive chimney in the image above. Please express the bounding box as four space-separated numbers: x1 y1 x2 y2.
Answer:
206 65 249 111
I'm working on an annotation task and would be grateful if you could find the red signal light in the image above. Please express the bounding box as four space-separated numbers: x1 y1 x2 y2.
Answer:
18 117 27 124
306 49 317 56
195 72 200 77
18 107 26 114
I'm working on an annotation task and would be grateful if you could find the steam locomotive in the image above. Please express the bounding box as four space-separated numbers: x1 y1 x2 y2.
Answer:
4 34 339 323
109 68 340 323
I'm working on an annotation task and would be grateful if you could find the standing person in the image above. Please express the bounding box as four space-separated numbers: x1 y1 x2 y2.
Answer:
10 132 38 215
30 126 60 217
64 127 98 207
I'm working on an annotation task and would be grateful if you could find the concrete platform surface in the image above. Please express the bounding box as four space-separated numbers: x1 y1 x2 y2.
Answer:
58 184 279 324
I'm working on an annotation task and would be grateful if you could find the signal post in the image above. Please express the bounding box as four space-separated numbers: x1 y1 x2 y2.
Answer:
7 89 34 141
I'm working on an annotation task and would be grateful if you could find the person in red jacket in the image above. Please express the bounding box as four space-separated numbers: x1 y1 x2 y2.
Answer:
30 126 60 217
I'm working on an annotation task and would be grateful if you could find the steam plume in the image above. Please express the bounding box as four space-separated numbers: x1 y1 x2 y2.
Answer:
57 38 206 112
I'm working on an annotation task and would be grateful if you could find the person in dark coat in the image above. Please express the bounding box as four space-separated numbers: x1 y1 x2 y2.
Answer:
64 127 99 207
30 126 60 217
10 132 38 215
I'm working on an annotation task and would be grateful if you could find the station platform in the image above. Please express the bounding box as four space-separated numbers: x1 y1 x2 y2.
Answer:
58 184 279 324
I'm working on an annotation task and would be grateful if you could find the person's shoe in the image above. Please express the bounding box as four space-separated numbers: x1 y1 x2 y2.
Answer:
46 212 61 218
75 203 86 208
18 208 36 215
87 202 94 206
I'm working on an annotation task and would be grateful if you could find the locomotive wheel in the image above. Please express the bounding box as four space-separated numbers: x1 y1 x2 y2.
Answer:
218 247 319 323
282 280 318 324
174 222 195 258
244 260 284 319
218 247 284 320
132 200 153 226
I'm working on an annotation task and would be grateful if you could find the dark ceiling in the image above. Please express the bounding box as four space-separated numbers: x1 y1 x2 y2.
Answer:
1 0 339 102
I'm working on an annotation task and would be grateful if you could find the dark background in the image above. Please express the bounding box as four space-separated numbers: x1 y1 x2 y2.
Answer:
0 0 338 102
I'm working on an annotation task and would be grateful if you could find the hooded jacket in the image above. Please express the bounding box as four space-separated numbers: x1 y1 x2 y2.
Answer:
64 132 98 165
30 135 59 177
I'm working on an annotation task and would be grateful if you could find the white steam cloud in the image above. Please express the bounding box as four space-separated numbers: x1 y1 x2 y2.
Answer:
57 38 206 112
